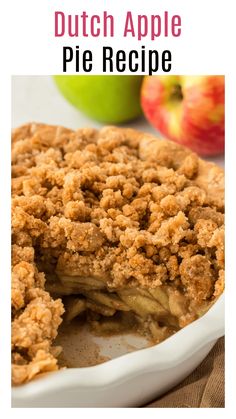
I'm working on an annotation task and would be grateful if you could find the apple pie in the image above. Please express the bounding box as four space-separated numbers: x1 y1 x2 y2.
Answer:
11 123 224 385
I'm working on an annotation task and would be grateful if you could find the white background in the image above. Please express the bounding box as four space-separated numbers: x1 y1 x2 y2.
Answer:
1 0 236 417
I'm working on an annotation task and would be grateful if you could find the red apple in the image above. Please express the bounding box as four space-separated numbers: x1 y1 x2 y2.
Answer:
141 75 224 156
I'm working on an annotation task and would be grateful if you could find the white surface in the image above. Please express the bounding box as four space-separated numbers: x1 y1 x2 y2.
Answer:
12 295 224 407
11 76 224 168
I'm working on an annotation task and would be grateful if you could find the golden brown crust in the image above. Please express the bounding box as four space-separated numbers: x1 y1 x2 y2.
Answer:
12 123 225 384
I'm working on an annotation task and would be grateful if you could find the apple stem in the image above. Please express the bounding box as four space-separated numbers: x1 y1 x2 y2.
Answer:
170 84 183 102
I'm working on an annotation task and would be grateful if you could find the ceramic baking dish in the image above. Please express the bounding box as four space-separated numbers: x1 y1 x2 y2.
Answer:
12 294 224 407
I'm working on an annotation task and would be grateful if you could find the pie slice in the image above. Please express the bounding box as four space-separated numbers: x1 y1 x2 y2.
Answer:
11 123 224 385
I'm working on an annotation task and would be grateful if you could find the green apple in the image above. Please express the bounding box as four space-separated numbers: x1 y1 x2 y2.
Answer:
53 75 143 124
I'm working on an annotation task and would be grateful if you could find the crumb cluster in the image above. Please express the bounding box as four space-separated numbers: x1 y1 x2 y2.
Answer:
12 123 224 385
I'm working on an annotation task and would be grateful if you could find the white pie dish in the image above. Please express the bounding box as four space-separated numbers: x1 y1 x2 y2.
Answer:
12 293 224 407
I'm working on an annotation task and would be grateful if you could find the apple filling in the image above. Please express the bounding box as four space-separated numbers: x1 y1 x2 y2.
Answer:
45 272 212 343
